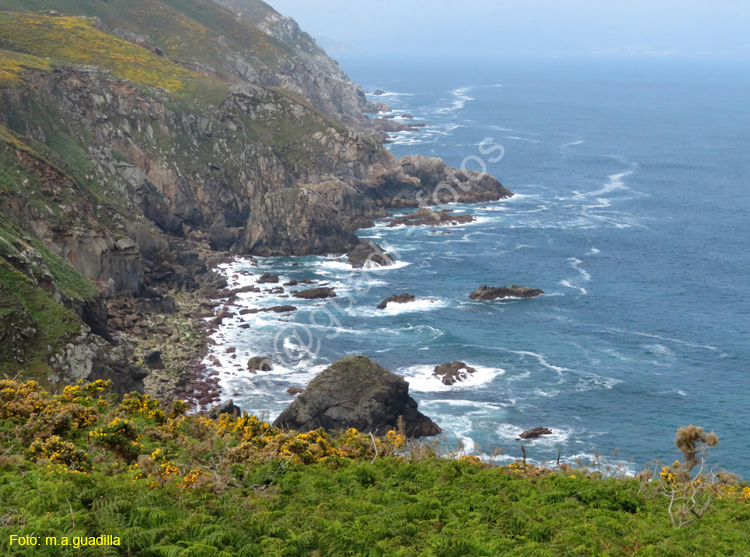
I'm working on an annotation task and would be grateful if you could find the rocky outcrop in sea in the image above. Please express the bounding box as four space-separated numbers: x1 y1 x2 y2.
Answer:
469 285 544 301
273 356 441 438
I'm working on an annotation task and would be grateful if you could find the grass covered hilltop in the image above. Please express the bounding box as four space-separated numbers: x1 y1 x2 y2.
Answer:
1 379 749 556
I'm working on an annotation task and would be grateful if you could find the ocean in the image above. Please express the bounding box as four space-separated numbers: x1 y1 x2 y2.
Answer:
207 56 750 476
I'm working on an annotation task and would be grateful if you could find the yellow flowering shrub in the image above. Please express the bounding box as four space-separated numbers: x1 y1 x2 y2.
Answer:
0 14 201 92
117 393 166 423
27 435 91 472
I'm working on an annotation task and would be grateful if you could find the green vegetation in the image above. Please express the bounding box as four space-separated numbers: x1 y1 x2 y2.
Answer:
0 47 49 87
0 261 82 380
0 12 226 101
0 380 749 555
0 0 292 71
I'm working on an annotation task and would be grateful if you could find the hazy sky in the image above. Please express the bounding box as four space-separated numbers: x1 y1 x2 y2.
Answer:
267 0 750 58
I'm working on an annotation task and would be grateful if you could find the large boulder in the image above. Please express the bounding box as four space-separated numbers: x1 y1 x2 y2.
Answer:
469 285 544 301
377 293 416 310
433 361 477 386
273 355 440 438
247 356 273 372
257 272 280 284
346 242 395 269
208 399 243 419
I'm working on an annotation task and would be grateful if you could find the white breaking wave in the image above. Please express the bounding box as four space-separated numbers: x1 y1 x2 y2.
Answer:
435 86 475 114
568 257 591 281
496 423 575 446
561 139 585 148
350 298 449 318
559 279 587 295
316 257 411 273
399 364 503 393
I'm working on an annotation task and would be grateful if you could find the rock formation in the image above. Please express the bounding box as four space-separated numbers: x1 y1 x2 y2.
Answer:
346 242 395 269
388 208 474 227
292 287 336 300
377 294 416 310
247 356 273 372
208 399 243 419
273 355 440 437
432 362 477 386
469 285 544 301
516 427 553 440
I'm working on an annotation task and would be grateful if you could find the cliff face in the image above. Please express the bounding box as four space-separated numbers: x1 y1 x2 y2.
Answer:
212 0 374 126
0 6 511 393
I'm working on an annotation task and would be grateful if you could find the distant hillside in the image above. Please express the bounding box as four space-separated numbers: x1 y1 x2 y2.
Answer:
0 0 374 125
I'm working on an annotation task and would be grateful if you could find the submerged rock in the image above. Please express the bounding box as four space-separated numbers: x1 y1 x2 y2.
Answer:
432 361 477 386
273 355 440 438
377 293 416 310
293 287 336 299
469 285 544 301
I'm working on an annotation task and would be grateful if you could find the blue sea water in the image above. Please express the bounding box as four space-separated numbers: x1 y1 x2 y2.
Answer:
209 57 750 476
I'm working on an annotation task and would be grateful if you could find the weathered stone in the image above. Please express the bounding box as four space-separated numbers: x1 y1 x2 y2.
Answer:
346 242 395 269
293 287 335 299
144 350 165 369
257 272 280 284
208 399 243 419
388 208 473 227
517 427 553 440
432 361 476 386
273 355 440 438
469 285 544 301
247 356 273 372
377 293 416 310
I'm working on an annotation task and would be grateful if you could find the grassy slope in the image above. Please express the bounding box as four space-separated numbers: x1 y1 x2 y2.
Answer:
0 0 293 72
0 261 82 380
0 12 227 102
0 381 748 556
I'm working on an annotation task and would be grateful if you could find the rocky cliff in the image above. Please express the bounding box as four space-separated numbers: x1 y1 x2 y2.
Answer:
0 5 511 394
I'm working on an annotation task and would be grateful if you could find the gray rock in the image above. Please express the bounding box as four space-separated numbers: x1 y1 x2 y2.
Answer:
293 287 336 300
209 399 243 419
517 427 553 440
432 361 476 386
346 242 395 269
247 356 273 372
257 272 280 284
273 355 440 438
377 293 416 310
388 208 474 227
145 350 165 369
469 285 544 301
